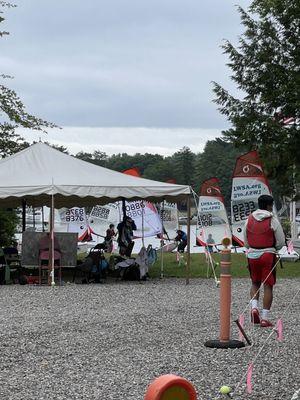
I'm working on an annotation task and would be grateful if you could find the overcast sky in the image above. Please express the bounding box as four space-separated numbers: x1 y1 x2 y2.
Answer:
1 0 250 155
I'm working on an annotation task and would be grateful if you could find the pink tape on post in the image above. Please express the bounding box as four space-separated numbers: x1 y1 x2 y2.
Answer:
238 314 245 342
246 363 253 394
276 319 283 342
176 252 180 262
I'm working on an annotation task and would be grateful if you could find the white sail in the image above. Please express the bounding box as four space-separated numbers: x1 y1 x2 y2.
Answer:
196 178 231 246
159 201 179 239
231 150 273 246
88 203 121 238
59 207 90 241
124 200 163 238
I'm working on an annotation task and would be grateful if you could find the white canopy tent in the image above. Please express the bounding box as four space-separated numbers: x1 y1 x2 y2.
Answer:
0 142 192 283
0 142 190 208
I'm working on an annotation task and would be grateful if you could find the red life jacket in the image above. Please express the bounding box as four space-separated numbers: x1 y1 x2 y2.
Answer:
246 214 276 249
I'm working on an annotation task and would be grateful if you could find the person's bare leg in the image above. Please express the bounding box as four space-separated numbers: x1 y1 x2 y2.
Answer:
250 283 260 323
250 283 260 301
263 284 273 310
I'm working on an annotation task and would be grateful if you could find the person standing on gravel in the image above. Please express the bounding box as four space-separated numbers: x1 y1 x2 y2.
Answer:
243 194 285 328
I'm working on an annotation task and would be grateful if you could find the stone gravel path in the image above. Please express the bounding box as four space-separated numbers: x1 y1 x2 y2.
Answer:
0 278 299 400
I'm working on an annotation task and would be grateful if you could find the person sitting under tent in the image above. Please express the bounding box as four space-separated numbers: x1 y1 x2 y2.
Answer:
104 223 116 253
174 229 187 253
117 216 137 257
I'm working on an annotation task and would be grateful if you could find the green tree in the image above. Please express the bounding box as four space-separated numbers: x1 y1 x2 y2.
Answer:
171 146 195 186
75 150 107 166
195 139 242 208
0 209 18 246
213 0 300 197
143 158 175 182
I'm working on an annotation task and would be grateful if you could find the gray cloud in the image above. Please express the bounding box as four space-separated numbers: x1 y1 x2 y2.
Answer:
1 0 250 129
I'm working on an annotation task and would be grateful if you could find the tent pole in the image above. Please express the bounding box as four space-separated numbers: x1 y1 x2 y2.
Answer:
141 200 145 248
50 182 55 286
33 206 36 230
122 198 126 220
160 200 165 279
22 199 26 232
186 195 191 285
41 206 45 232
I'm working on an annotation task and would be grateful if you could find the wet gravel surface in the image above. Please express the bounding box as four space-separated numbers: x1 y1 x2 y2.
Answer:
0 278 299 400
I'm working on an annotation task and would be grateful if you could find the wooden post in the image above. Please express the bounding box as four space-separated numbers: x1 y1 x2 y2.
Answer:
186 195 191 285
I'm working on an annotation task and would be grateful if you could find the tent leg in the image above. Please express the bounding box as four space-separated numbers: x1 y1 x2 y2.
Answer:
160 239 164 279
50 193 55 286
22 199 26 232
122 198 126 220
186 195 191 285
42 206 45 232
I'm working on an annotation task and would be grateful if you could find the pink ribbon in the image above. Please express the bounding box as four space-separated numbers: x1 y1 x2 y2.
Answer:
176 252 180 262
287 241 294 254
238 314 245 342
246 363 253 394
276 319 283 342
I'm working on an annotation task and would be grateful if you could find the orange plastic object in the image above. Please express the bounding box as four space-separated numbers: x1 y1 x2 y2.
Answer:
144 374 197 400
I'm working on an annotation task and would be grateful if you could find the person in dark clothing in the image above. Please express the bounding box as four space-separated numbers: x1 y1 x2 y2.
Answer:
104 224 116 253
174 229 188 253
117 216 137 257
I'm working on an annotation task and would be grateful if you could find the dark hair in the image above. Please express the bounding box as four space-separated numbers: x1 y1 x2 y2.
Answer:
109 224 114 229
258 195 274 210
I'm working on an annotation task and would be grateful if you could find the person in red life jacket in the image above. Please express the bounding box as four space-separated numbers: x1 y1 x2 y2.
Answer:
243 195 285 328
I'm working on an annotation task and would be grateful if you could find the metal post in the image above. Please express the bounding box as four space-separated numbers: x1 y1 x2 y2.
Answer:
122 198 126 220
22 199 26 232
160 200 165 279
49 194 55 286
186 195 191 285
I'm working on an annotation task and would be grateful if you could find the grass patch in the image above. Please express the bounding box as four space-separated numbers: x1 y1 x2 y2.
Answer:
148 253 300 279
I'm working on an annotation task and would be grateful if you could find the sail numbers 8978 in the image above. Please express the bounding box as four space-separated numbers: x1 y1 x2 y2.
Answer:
232 201 256 222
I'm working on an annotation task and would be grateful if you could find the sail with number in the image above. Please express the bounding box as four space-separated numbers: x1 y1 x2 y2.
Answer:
124 200 162 238
196 177 231 246
59 207 91 241
88 203 121 238
159 201 179 239
231 150 272 246
122 168 163 238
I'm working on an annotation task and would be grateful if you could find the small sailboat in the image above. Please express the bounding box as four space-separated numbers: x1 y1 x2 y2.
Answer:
231 150 272 247
196 177 231 247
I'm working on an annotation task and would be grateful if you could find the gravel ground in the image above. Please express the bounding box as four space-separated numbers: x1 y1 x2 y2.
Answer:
0 278 299 400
